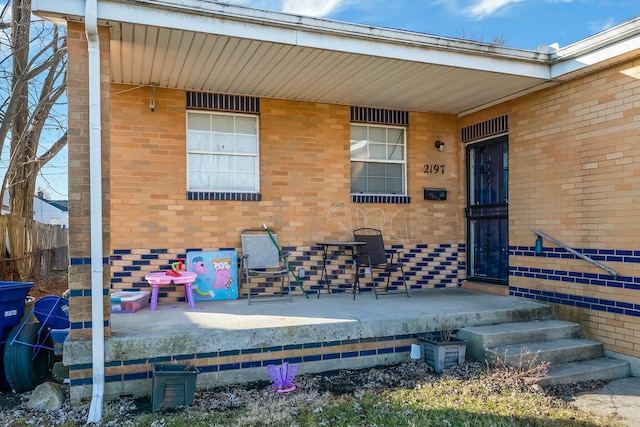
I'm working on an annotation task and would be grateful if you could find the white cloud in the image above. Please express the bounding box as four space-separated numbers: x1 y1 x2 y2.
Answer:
225 0 347 18
282 0 347 18
464 0 523 19
431 0 523 19
588 17 615 33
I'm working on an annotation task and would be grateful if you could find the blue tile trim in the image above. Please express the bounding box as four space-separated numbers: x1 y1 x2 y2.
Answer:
105 374 121 383
69 289 109 297
197 352 219 359
510 266 638 291
124 372 148 381
510 245 640 265
241 361 262 369
124 359 147 366
220 363 241 371
303 355 322 362
323 352 341 360
70 378 93 386
510 285 640 317
284 344 303 350
351 194 410 204
173 354 195 361
187 191 262 201
70 257 109 266
69 333 408 388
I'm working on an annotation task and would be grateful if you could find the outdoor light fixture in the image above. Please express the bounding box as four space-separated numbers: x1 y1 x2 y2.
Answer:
150 83 158 112
434 140 444 151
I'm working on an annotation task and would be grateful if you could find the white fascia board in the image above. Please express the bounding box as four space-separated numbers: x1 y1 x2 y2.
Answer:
551 32 640 79
32 0 86 22
34 0 552 80
294 31 551 79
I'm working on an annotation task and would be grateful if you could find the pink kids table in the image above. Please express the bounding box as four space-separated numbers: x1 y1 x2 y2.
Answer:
144 271 197 311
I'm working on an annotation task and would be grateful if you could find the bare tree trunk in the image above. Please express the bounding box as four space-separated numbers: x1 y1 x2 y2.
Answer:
2 0 67 219
0 0 67 279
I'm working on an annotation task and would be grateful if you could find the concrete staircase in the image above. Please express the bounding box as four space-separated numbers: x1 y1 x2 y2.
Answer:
457 320 630 386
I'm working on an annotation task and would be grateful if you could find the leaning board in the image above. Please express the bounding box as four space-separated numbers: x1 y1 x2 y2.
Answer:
186 251 239 301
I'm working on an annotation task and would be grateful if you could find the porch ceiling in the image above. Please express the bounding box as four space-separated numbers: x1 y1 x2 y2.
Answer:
34 0 640 116
108 22 550 115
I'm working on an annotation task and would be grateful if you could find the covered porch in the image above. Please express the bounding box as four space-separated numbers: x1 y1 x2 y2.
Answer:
64 287 551 403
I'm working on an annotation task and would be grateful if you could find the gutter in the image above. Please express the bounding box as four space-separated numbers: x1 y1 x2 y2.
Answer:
84 0 105 423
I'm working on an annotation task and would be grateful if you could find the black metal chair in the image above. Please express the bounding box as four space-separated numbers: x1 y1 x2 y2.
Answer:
240 228 292 305
353 228 409 299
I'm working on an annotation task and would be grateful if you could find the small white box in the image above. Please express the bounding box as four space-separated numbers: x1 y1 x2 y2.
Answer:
110 291 150 313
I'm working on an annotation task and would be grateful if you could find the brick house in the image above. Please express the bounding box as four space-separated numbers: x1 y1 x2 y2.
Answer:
35 0 639 409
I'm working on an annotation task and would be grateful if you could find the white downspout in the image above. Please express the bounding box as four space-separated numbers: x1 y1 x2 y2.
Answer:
85 0 105 423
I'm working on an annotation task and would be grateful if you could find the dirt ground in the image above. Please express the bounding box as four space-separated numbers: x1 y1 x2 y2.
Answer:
28 270 68 300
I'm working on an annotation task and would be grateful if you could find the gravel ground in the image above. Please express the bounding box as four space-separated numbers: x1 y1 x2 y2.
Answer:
0 359 609 426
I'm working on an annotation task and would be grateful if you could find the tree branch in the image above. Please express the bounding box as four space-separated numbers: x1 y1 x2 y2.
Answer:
37 133 67 171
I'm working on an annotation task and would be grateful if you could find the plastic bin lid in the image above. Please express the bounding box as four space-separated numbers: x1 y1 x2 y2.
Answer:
33 296 70 329
111 291 150 302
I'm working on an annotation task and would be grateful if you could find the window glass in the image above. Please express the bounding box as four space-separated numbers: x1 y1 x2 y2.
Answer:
236 116 257 135
187 111 259 192
188 130 212 151
350 124 406 196
210 114 234 133
188 114 210 131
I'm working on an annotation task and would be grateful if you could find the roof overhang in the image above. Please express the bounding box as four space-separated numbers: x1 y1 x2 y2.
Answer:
33 0 640 116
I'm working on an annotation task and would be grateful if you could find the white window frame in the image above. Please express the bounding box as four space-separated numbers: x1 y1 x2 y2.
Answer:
186 110 260 193
350 123 407 196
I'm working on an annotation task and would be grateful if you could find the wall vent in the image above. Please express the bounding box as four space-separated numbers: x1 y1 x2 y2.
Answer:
461 115 508 142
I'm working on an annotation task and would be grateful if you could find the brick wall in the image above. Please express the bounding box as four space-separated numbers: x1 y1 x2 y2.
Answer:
463 58 640 358
67 22 111 340
107 90 466 299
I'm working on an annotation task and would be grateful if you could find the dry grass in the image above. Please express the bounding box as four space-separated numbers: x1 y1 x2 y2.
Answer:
0 358 622 426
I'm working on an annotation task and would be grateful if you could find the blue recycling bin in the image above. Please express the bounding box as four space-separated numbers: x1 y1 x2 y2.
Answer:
0 282 34 341
0 281 34 391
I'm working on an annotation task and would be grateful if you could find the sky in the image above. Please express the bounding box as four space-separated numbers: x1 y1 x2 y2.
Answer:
33 0 640 199
228 0 639 50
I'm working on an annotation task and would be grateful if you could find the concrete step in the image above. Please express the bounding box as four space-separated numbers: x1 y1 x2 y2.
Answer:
486 338 604 367
458 320 581 362
536 357 631 386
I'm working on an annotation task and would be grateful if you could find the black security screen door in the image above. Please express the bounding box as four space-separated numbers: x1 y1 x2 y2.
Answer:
466 135 508 284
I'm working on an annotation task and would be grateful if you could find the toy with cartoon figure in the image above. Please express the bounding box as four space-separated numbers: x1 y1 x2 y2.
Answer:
186 251 239 301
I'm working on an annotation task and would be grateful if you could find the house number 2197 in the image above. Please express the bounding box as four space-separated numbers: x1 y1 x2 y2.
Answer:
423 164 445 174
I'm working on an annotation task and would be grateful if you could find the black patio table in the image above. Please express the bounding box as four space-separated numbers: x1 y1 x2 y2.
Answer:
316 241 366 300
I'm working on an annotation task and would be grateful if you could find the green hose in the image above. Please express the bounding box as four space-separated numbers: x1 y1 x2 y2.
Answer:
262 224 309 298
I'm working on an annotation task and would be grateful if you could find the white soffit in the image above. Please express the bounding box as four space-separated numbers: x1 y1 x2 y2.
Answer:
33 0 640 115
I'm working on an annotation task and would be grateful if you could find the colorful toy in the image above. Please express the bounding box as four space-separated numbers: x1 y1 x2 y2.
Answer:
186 251 239 301
267 362 297 393
191 256 214 297
166 259 183 277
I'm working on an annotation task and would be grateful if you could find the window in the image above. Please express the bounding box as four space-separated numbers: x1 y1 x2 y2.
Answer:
187 111 259 192
350 124 406 195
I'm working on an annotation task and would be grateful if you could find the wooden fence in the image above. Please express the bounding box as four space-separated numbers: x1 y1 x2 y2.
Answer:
0 214 69 281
